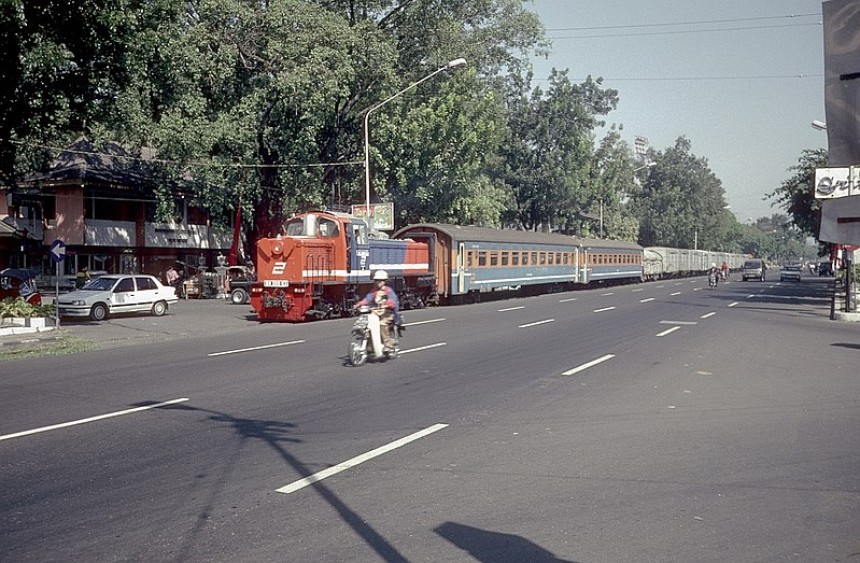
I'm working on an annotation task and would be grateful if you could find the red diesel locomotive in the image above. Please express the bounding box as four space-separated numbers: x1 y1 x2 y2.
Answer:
250 211 433 321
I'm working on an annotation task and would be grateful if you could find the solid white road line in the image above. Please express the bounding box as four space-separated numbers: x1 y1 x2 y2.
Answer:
660 320 697 325
656 326 681 337
701 312 716 319
593 306 616 313
562 354 615 376
0 398 190 442
400 343 447 354
276 423 449 494
208 340 305 357
498 306 525 312
404 318 446 327
518 319 555 328
640 297 655 303
558 297 578 303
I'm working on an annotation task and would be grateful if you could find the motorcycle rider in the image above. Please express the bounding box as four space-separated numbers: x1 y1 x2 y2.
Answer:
355 270 400 357
708 263 719 287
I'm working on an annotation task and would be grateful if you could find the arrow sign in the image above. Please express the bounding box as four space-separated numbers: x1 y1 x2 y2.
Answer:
49 239 66 263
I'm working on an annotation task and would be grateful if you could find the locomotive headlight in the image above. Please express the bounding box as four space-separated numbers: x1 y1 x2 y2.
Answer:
272 243 283 255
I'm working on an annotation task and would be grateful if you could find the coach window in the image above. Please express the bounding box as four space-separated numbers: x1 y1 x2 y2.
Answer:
501 251 509 266
512 252 519 266
530 251 537 265
478 251 487 267
490 252 499 267
547 253 554 265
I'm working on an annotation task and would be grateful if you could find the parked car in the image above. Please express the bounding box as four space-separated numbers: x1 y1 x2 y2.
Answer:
0 268 42 305
779 263 803 282
818 261 834 276
742 259 767 282
57 274 178 321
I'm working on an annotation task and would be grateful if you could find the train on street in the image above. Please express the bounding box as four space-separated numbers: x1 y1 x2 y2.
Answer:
249 210 749 322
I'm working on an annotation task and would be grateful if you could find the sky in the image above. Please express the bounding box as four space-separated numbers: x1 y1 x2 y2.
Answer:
527 0 828 223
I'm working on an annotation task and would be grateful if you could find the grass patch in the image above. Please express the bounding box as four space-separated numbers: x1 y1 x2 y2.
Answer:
0 334 98 361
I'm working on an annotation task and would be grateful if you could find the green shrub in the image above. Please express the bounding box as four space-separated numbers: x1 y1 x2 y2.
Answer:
0 297 56 320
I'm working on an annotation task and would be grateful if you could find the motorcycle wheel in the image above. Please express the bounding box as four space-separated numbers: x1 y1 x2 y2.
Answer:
349 336 367 367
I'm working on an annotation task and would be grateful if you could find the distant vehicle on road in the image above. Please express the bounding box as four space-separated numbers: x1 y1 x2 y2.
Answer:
225 265 255 305
57 274 178 321
742 259 767 282
779 264 803 282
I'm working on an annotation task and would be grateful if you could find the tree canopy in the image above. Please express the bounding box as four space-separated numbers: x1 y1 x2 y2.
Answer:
2 0 821 255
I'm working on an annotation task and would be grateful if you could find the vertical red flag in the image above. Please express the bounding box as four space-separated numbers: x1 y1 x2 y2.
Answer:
227 201 242 266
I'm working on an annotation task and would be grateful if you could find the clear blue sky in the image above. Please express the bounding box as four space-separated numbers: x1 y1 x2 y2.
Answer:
527 0 827 222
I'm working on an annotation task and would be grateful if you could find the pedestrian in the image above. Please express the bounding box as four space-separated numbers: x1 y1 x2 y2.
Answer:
75 266 91 289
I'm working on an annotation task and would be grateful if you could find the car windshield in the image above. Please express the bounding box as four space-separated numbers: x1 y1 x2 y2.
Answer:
744 261 761 268
82 277 118 291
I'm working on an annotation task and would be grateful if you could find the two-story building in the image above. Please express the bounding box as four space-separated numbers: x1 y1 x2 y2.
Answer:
0 138 231 285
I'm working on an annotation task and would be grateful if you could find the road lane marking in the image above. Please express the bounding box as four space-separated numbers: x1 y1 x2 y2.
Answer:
701 312 716 319
660 320 697 325
558 297 578 303
562 354 615 376
209 340 305 357
593 307 616 313
656 326 681 337
631 288 644 292
670 292 682 296
518 319 555 328
405 318 446 326
601 292 615 296
640 298 655 303
693 287 702 291
400 343 447 354
728 302 739 308
0 398 190 442
276 423 449 494
498 306 525 312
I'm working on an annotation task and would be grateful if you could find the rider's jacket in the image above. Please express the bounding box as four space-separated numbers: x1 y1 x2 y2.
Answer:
357 286 401 323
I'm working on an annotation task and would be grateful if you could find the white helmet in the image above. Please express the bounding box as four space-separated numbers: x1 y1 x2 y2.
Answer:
372 270 389 281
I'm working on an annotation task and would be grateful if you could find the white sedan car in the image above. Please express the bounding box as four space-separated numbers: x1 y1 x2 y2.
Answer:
57 274 178 321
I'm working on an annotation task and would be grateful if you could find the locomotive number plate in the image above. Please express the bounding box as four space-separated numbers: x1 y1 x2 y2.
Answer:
263 280 290 288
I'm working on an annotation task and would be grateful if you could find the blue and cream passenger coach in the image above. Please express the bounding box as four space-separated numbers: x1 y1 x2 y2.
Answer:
393 223 645 304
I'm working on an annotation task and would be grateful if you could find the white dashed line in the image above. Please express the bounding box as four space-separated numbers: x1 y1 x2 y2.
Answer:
518 319 556 328
562 354 615 376
276 423 449 494
0 398 190 442
657 326 681 337
498 306 525 312
640 298 655 303
209 340 305 357
700 312 716 319
593 307 616 313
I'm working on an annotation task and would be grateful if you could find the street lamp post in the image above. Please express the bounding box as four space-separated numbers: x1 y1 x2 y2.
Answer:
362 57 466 229
600 161 655 238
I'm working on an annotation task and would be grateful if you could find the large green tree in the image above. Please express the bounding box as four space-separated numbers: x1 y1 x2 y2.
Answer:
768 148 828 240
634 137 730 248
501 70 619 231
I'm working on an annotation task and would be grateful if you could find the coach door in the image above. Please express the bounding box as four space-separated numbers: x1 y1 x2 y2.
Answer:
580 249 590 283
457 242 466 293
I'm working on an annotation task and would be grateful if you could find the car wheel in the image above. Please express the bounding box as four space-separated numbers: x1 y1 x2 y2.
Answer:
151 300 167 316
230 288 248 305
90 303 109 321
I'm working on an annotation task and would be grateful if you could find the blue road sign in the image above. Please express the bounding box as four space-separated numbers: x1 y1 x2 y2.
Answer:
50 239 66 263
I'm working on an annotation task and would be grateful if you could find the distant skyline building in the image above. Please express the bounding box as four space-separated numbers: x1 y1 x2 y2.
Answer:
634 135 650 161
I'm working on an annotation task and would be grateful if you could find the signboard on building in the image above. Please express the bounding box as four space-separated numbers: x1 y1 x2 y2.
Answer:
814 167 860 199
351 203 395 230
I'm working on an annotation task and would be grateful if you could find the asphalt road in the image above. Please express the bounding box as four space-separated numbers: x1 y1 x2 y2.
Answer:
1 275 859 562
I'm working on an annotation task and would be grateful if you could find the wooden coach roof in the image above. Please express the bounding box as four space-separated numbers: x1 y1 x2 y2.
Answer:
394 223 643 251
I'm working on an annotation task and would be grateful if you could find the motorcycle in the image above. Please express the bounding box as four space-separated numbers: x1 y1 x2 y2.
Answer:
348 305 401 367
708 271 719 289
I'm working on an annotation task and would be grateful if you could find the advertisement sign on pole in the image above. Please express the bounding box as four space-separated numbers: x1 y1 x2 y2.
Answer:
351 203 395 230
